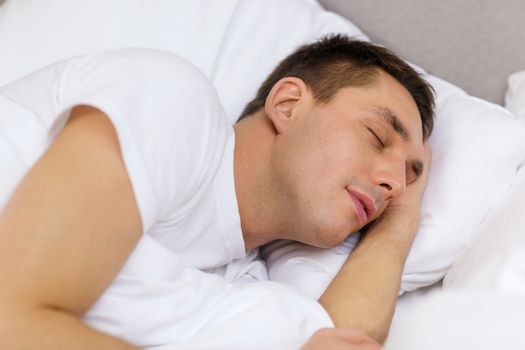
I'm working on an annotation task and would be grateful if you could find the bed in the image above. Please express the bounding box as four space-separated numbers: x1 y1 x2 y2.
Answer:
1 0 525 348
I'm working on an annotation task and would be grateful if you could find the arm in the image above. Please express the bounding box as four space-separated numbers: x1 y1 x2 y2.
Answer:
318 145 431 344
0 106 142 349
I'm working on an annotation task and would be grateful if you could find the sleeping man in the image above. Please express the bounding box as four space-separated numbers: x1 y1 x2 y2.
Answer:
0 35 434 349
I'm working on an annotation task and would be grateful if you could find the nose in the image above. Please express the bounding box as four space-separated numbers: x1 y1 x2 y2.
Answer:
372 159 406 200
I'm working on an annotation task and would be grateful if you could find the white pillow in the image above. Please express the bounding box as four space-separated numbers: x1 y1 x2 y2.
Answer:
1 0 524 295
0 0 237 85
210 0 369 121
215 0 525 294
399 77 525 291
443 165 525 293
263 73 525 297
505 69 525 119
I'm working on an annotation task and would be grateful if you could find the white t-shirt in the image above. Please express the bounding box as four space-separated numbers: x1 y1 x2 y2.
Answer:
0 47 245 269
0 48 332 348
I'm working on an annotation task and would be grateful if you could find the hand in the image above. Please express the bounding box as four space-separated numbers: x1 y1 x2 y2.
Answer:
300 328 382 350
387 142 431 213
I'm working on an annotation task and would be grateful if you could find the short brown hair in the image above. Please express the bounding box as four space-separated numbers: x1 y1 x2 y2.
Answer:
237 34 435 140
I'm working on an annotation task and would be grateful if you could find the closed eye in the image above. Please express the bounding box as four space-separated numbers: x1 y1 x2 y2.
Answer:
406 162 424 184
367 127 385 148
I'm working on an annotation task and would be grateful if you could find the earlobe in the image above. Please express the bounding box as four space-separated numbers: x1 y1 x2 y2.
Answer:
264 77 309 134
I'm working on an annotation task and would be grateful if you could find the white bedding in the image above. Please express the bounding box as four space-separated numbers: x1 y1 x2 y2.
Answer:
386 289 525 349
506 69 525 119
2 0 525 348
206 0 525 295
1 0 524 294
388 160 525 346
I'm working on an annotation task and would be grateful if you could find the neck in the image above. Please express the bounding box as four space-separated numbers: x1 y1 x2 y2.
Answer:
233 112 287 250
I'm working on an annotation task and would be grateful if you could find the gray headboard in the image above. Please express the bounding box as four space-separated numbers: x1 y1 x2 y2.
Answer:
319 0 525 105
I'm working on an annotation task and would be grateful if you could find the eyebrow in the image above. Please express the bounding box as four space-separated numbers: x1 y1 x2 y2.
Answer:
370 105 410 142
368 105 424 178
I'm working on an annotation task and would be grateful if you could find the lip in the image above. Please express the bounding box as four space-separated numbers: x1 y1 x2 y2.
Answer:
346 188 378 225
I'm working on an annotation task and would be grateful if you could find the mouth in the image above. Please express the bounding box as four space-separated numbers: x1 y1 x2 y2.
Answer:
346 188 378 226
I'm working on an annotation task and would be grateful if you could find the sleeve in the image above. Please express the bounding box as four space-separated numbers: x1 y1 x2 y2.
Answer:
47 48 230 233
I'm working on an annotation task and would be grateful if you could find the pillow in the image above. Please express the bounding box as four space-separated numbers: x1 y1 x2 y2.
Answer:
443 165 525 293
398 77 525 291
1 0 524 295
263 73 525 297
210 0 369 121
0 0 238 86
214 0 525 294
505 69 525 119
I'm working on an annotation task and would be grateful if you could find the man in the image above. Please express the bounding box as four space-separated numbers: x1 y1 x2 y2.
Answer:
0 34 433 349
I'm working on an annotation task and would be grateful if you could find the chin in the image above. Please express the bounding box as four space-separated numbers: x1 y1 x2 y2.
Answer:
310 222 357 248
297 203 359 248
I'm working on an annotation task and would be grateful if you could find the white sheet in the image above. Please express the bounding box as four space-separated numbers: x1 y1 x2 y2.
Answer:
86 235 332 350
506 69 525 119
386 289 525 349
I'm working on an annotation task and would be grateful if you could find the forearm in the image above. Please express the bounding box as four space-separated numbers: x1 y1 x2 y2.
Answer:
318 213 417 343
0 305 139 350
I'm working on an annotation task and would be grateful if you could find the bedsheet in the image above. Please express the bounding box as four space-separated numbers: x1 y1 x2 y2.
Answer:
386 289 525 349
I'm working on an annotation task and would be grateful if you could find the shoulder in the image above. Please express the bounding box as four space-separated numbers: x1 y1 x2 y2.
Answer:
68 48 216 97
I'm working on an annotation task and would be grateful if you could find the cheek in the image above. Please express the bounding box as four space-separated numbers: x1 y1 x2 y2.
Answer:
317 131 364 172
275 124 375 197
277 130 335 181
270 136 327 201
339 141 375 180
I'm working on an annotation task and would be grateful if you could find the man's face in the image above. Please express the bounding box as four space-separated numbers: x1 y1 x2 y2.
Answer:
270 71 425 248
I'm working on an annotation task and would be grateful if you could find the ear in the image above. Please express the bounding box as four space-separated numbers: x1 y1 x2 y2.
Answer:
264 77 311 134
